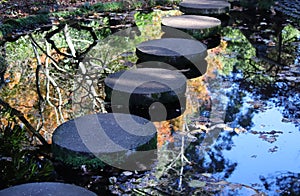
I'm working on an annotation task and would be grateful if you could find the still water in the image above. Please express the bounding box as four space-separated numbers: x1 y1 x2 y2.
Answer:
0 6 299 195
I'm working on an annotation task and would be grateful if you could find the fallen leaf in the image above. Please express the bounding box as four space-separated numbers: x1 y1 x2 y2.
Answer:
188 180 206 188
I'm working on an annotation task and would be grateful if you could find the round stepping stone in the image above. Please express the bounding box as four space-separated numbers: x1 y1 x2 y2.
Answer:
160 26 195 39
52 113 157 171
162 15 221 40
136 60 207 79
0 182 96 196
104 68 187 121
136 38 207 78
179 0 231 15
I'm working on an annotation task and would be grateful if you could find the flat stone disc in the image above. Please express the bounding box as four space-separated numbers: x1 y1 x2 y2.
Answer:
179 0 230 15
136 38 207 58
162 15 221 30
0 182 97 196
104 68 187 121
136 60 207 79
160 26 195 39
161 15 221 40
52 113 157 170
105 68 186 95
136 38 207 74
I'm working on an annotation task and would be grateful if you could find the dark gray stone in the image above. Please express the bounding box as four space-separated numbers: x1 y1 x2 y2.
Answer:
104 68 187 121
162 15 221 39
52 113 157 170
136 60 207 79
160 26 195 39
0 182 96 196
179 0 231 15
135 38 207 78
162 15 221 30
136 38 207 57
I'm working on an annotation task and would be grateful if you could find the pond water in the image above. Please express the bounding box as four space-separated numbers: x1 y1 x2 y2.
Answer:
188 8 300 193
0 4 300 196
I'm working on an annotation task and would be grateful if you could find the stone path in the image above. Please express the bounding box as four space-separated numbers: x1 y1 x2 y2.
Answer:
50 0 228 193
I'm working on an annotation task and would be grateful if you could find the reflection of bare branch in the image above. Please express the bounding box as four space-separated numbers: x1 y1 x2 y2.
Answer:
45 42 65 124
64 24 77 58
46 22 97 61
31 38 45 132
0 98 49 146
78 62 106 112
28 34 67 73
63 24 105 113
161 118 192 191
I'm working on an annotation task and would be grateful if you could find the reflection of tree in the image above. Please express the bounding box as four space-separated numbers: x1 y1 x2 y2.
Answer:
260 172 300 195
224 87 245 123
0 21 141 144
219 19 300 127
183 129 238 180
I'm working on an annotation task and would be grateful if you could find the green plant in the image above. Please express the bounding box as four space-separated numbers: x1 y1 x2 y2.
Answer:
92 2 125 12
0 115 54 189
281 24 300 43
134 12 155 26
155 0 181 6
240 0 274 10
0 15 49 37
257 0 274 10
80 17 112 40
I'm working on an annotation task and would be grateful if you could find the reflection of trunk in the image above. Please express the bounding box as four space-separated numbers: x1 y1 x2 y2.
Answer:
0 44 7 88
277 29 282 63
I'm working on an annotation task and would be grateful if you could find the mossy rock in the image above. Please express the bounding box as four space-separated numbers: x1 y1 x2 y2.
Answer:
52 113 157 171
104 68 187 121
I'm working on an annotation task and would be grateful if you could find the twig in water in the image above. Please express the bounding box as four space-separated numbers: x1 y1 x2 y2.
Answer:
0 98 49 146
31 38 45 132
45 42 65 124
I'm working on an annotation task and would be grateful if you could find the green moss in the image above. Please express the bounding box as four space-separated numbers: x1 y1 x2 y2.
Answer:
0 14 49 41
52 143 107 169
92 2 126 12
182 26 221 40
155 0 181 6
136 133 157 151
52 132 157 169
